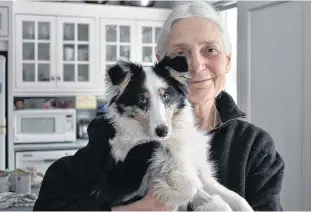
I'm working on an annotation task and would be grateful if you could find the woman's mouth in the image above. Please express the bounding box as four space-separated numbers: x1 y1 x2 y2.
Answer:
191 75 218 84
191 79 210 84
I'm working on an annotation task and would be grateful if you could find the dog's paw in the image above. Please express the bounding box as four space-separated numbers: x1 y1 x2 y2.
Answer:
229 198 254 211
152 171 198 206
194 195 232 211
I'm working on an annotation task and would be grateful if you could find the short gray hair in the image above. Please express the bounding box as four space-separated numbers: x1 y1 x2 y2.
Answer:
156 0 232 58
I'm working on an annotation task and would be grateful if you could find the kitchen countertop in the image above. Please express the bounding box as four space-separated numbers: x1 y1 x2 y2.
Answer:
14 139 88 152
0 187 40 211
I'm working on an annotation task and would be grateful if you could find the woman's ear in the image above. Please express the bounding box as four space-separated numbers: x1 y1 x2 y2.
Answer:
226 54 232 73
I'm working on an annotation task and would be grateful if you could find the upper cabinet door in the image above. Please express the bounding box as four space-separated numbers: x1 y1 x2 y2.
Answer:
56 17 96 89
0 7 8 37
100 19 136 78
136 21 163 67
15 15 57 89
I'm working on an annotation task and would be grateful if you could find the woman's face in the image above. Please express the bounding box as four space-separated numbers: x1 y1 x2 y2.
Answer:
162 17 231 105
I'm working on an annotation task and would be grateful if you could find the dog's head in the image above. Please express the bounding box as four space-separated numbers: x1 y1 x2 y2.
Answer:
105 55 190 140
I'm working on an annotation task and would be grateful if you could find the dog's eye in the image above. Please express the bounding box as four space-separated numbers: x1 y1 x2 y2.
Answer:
139 95 147 104
162 93 170 102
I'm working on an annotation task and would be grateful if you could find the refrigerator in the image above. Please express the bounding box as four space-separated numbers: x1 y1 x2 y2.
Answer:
0 55 6 170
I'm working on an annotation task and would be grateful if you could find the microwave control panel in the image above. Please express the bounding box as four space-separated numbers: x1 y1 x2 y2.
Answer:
65 114 75 132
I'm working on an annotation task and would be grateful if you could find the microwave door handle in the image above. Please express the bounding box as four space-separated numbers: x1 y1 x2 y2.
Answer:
43 159 58 163
22 158 58 163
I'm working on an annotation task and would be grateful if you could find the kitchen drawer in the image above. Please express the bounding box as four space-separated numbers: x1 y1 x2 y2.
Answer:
15 149 78 175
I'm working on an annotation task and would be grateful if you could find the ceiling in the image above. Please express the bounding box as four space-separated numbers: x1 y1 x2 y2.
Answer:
151 0 237 10
103 0 237 11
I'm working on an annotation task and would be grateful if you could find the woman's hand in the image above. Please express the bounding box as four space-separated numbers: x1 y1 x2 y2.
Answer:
112 193 170 211
112 184 170 211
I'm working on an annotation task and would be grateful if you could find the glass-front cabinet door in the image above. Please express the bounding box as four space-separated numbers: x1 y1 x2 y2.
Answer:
57 17 96 89
136 21 163 67
100 19 136 81
15 15 57 89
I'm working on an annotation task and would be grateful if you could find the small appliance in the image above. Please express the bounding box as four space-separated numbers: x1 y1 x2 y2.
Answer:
13 109 76 143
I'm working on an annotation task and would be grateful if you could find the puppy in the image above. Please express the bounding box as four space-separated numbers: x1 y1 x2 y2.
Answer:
101 55 254 211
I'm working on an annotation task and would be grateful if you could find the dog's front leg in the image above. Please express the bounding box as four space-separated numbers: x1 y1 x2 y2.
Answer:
149 146 200 209
197 166 254 211
191 189 233 211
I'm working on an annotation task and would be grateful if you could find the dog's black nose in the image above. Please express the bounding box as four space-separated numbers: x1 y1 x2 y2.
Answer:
155 125 168 138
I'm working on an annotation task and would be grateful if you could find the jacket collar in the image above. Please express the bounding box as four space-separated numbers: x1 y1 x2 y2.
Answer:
208 91 246 134
215 91 246 123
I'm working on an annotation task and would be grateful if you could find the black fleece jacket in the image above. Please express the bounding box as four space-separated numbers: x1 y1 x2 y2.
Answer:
33 91 285 211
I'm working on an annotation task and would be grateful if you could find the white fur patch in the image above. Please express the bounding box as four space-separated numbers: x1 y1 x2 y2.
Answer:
144 67 171 140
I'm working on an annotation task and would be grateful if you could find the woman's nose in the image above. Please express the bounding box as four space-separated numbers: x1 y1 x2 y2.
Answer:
190 54 207 73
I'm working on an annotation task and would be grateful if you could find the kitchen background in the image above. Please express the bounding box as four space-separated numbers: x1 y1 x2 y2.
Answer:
0 0 310 211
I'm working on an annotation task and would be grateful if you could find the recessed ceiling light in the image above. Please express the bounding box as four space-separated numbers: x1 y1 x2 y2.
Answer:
121 1 155 7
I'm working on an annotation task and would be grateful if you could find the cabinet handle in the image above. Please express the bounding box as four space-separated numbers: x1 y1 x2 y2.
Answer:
50 76 55 81
56 76 61 81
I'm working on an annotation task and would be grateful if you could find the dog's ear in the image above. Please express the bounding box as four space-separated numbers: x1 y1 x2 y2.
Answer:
157 55 190 86
106 62 132 91
163 54 189 74
153 55 190 97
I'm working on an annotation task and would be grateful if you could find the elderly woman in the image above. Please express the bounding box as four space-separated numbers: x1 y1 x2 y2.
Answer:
34 1 285 211
150 1 285 211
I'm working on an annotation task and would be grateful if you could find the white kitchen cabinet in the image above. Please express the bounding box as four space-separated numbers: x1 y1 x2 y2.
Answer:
8 1 171 96
136 21 164 66
57 17 96 89
100 19 136 81
0 7 9 37
15 15 57 89
15 15 96 92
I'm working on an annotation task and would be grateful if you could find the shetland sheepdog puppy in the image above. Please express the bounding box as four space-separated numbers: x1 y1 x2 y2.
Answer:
102 55 253 211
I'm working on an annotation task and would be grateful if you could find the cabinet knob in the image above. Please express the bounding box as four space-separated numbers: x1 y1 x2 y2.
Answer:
50 76 55 81
56 76 61 81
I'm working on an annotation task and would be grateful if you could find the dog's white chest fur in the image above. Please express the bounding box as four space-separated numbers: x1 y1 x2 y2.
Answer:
109 117 150 162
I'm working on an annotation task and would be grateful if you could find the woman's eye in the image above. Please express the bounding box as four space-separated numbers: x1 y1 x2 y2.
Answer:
173 49 189 57
139 95 147 104
205 47 219 55
172 51 184 57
